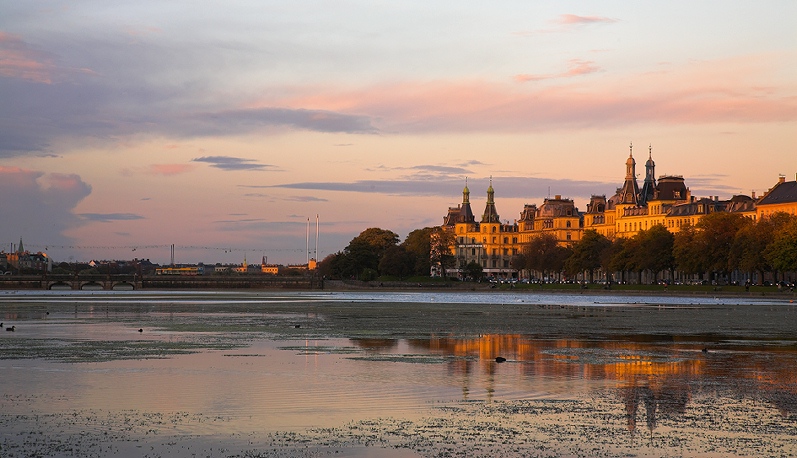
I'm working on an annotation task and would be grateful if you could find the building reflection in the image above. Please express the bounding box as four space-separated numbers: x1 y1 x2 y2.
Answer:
349 334 797 433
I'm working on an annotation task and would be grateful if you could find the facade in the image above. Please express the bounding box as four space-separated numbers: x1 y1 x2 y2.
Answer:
442 144 781 279
443 179 578 279
756 174 797 218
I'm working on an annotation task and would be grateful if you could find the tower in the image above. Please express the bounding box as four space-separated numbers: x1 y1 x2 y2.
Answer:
481 177 500 223
618 143 640 206
459 178 475 223
640 144 656 205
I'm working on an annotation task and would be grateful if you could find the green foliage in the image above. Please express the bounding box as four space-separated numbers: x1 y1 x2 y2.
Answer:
566 230 611 282
765 217 797 273
378 245 415 279
402 227 435 275
463 261 484 280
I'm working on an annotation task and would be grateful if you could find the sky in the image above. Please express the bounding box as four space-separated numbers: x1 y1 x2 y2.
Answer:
1 1 795 266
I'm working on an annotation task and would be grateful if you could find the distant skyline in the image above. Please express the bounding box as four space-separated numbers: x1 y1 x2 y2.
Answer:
1 1 795 265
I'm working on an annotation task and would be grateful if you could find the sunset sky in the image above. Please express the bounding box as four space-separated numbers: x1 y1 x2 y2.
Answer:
1 1 795 265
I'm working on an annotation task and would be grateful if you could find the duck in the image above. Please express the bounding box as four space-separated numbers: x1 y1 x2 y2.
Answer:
495 356 507 363
6 325 15 332
138 328 143 333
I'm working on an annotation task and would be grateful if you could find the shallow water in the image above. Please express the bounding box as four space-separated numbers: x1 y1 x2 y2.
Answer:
1 290 796 457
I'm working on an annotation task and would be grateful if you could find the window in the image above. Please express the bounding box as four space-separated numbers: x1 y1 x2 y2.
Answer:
566 232 572 241
512 237 517 244
471 248 476 255
503 237 508 244
491 226 496 233
566 221 571 228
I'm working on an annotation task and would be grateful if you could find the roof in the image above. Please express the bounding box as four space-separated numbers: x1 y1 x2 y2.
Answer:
758 181 797 205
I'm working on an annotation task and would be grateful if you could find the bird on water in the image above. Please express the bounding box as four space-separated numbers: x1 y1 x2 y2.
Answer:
495 356 507 363
6 326 15 332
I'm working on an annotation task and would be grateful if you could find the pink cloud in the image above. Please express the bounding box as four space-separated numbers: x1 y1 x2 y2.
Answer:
148 164 197 176
515 59 601 82
252 54 796 134
0 31 54 84
0 166 43 186
555 14 618 25
44 173 91 193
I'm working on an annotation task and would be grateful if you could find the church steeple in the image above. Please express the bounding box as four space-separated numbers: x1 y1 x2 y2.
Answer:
463 177 470 204
481 177 500 223
17 237 24 254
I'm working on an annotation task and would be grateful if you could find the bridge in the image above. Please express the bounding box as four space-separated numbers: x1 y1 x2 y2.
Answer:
0 274 320 290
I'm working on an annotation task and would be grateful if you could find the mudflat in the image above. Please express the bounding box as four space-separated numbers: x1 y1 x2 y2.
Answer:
1 290 796 457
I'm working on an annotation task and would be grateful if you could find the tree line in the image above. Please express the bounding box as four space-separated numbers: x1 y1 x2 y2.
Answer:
319 212 797 285
518 211 797 285
318 227 455 281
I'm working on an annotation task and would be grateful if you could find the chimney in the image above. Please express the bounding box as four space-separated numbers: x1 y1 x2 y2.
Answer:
779 175 786 184
752 191 756 199
714 196 719 201
555 194 561 200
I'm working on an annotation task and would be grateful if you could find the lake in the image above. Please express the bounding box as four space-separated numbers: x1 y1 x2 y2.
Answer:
1 290 796 457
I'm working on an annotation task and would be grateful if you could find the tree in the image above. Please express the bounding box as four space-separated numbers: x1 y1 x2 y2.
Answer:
632 225 675 283
524 233 569 281
566 229 611 283
430 227 457 278
350 228 400 260
765 217 797 275
402 227 434 276
463 261 484 281
695 212 750 281
603 237 628 283
378 245 415 279
674 223 706 279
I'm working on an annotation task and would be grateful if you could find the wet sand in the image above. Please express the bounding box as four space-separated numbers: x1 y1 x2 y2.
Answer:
1 291 796 457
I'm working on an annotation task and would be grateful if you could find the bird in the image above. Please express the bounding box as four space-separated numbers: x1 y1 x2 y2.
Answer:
138 328 143 333
495 356 507 363
701 348 708 353
6 326 15 332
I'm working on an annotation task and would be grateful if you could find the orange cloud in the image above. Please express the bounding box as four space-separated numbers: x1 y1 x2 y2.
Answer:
252 53 796 133
0 31 54 84
147 164 197 176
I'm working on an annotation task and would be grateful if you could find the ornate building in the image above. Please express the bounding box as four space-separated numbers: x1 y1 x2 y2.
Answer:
442 144 784 279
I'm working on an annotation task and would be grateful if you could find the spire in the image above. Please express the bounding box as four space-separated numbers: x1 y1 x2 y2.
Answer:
17 237 24 254
640 144 656 205
619 145 640 205
481 177 499 223
463 177 470 204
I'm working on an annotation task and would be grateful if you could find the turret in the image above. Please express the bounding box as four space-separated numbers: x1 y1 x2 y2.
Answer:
481 177 500 223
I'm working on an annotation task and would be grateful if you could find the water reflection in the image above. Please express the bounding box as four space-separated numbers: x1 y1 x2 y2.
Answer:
349 333 797 433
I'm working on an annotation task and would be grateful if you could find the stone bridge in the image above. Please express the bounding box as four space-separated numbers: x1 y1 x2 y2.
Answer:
0 274 319 290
